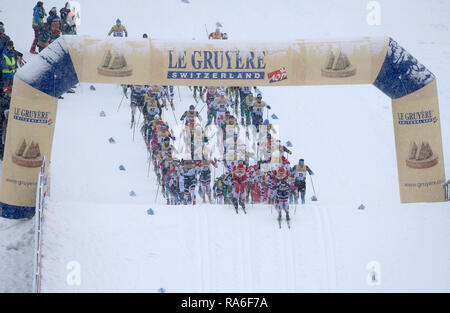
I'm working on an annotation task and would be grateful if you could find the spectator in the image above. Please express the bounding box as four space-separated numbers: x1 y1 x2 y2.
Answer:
0 86 11 160
60 2 71 34
1 41 18 88
0 25 10 56
37 23 51 52
0 25 10 87
47 7 61 31
65 11 77 35
30 1 46 54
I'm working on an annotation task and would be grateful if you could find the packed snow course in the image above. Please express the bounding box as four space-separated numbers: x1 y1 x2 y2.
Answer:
1 0 449 292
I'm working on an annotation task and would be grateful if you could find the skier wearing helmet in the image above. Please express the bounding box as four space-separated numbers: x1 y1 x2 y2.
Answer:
180 104 202 125
249 93 271 132
291 159 314 204
209 27 224 40
108 19 128 37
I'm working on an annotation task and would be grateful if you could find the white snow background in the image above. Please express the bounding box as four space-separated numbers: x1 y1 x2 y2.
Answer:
0 0 449 292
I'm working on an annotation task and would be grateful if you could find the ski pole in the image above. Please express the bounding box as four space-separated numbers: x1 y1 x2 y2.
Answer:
205 24 210 39
117 93 125 112
155 183 160 202
133 110 141 141
171 105 178 126
198 101 208 114
309 174 318 201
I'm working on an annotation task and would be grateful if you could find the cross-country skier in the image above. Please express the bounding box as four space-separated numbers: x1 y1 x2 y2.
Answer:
181 159 199 205
130 85 147 125
198 158 217 203
180 105 202 125
213 176 226 204
291 158 314 204
209 27 225 40
161 85 175 110
232 161 248 213
249 93 271 132
214 92 232 128
274 167 297 225
108 19 128 37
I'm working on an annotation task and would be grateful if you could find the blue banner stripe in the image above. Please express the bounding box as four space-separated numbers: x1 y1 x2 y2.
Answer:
17 37 79 98
0 202 35 219
168 71 265 80
373 38 435 99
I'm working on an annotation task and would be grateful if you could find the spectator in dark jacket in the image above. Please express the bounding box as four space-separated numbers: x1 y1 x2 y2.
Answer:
47 7 61 30
0 86 11 160
0 25 10 56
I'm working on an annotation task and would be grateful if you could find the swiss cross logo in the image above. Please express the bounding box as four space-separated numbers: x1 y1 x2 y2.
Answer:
268 67 287 83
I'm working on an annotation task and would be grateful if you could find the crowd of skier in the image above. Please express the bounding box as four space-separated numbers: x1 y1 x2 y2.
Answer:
102 20 317 226
126 82 316 225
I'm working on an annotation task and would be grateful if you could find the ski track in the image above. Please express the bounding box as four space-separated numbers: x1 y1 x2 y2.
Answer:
241 209 253 292
319 206 337 291
199 204 214 292
0 220 27 232
314 206 337 292
235 210 246 292
193 205 205 292
290 207 301 291
284 215 297 292
277 221 288 292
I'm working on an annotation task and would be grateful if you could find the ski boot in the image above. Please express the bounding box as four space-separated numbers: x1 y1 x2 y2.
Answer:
208 193 213 204
239 200 247 214
233 199 239 214
301 193 306 204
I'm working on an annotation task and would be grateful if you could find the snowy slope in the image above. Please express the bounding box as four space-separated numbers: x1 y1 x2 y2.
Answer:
0 0 449 292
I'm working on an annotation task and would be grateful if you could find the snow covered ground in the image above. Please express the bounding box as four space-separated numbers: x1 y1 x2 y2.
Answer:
1 0 449 292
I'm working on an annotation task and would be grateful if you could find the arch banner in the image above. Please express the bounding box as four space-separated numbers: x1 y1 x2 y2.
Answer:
0 35 445 218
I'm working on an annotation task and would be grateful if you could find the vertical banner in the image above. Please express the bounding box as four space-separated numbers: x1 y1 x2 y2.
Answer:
0 78 57 218
392 80 446 202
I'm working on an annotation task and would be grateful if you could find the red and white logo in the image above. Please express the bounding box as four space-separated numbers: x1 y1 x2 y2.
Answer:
268 67 287 83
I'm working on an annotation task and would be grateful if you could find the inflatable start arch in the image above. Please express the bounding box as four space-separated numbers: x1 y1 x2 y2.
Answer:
0 35 446 218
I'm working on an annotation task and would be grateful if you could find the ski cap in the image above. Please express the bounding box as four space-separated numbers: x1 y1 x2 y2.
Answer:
116 19 121 24
189 104 195 110
299 159 304 165
257 93 262 99
264 119 269 125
